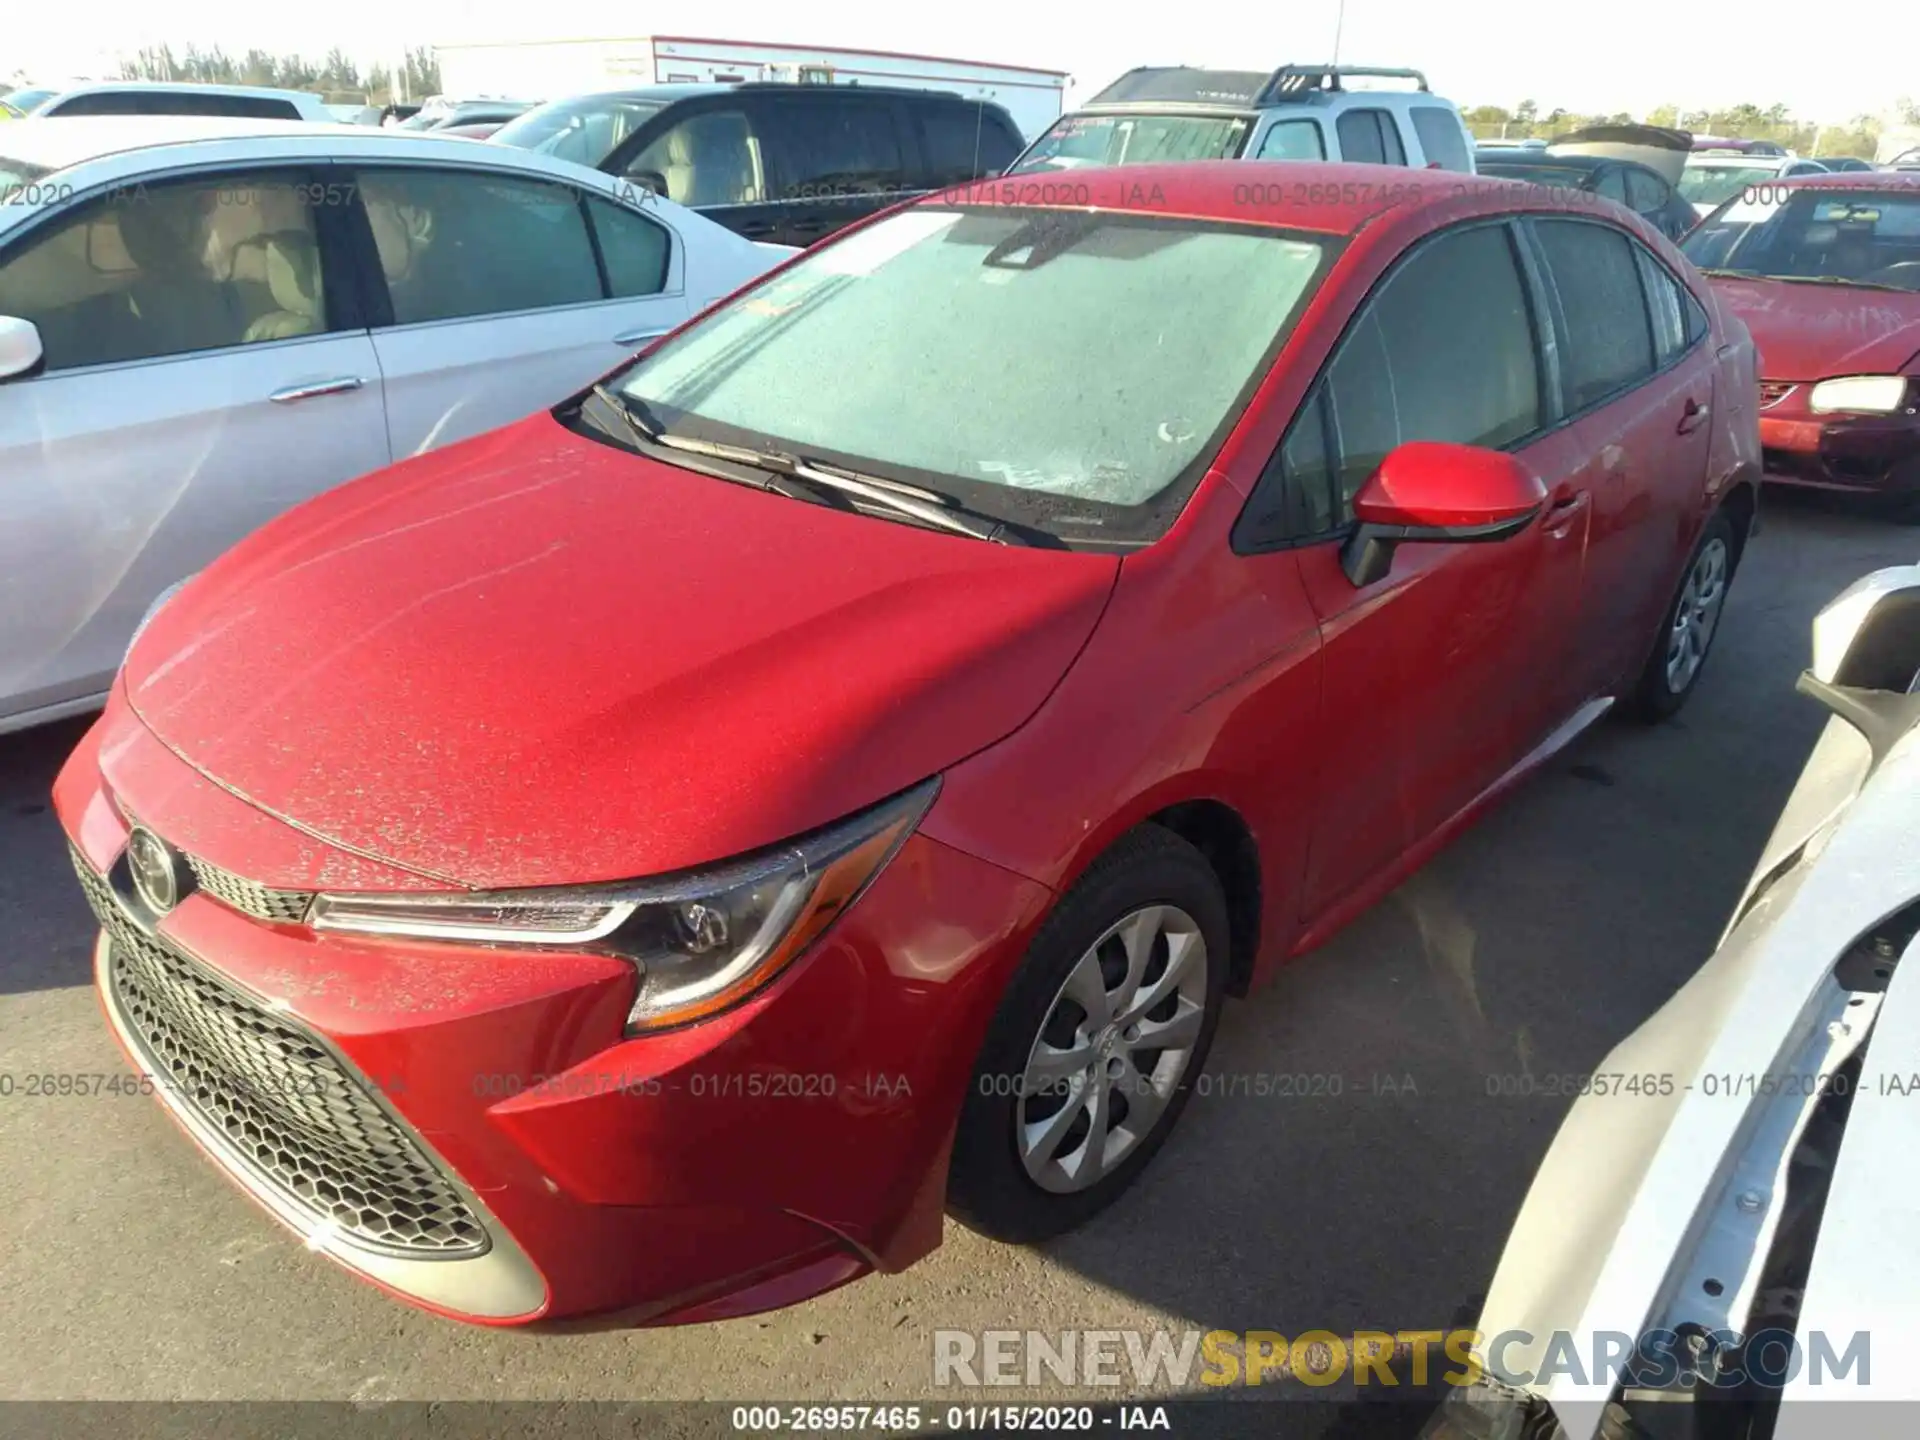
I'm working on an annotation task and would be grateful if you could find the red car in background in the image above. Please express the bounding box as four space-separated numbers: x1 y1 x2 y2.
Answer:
56 162 1760 1327
1683 172 1920 514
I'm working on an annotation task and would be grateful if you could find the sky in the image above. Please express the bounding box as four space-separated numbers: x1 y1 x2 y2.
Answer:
8 0 1916 125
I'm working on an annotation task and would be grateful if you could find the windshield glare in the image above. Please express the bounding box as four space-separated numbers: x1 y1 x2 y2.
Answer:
492 96 667 168
615 207 1330 544
1683 188 1920 288
1678 164 1782 207
1009 112 1253 174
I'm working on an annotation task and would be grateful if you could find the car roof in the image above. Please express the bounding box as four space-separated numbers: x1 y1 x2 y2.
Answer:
0 116 359 170
932 159 1580 239
529 82 975 107
43 80 321 102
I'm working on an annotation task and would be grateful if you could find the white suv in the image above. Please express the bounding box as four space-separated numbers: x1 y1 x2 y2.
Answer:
1007 64 1476 175
30 83 335 122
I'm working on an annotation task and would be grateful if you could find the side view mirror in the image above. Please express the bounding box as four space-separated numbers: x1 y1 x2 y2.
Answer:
1796 564 1920 764
1340 441 1548 587
0 315 44 382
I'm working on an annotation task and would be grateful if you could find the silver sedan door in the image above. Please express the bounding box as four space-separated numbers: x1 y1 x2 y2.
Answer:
0 166 389 728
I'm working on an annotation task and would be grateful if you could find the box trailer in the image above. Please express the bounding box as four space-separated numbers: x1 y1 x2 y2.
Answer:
434 34 1069 138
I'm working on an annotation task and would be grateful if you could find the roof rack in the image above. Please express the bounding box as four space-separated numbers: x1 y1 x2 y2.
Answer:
1254 65 1429 102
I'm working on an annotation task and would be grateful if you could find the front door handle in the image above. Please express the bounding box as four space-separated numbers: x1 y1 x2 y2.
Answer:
269 376 366 404
1544 488 1591 535
612 327 669 347
1677 398 1712 434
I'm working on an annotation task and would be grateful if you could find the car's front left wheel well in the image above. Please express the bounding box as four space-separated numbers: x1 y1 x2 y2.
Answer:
1146 800 1261 996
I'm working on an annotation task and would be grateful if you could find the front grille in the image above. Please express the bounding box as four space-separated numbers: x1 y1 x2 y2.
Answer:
72 846 488 1259
183 854 313 924
1760 381 1798 410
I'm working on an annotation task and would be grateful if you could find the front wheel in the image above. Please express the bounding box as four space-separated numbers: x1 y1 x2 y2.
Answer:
947 825 1229 1244
1627 510 1736 722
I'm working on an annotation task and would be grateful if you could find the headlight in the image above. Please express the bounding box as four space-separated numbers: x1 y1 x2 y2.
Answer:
126 576 193 660
1807 375 1911 415
309 778 938 1031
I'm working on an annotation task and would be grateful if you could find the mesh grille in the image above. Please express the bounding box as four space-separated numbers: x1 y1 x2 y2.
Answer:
183 854 313 924
1760 381 1797 410
72 846 488 1259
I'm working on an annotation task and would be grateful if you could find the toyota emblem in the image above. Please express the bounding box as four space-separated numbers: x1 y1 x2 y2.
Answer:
126 827 179 914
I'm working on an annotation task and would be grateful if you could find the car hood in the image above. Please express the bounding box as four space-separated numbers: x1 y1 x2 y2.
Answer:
1707 275 1920 379
124 415 1120 889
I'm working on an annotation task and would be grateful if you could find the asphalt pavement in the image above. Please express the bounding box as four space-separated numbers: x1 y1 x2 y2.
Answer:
1 491 1912 1412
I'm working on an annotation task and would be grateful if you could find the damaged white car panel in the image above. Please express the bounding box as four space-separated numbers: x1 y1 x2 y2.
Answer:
1429 563 1920 1440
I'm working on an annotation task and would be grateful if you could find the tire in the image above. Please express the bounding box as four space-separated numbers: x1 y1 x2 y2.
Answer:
947 824 1230 1244
1626 510 1736 723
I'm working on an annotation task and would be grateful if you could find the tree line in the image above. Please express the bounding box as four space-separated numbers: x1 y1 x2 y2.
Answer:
1465 98 1920 160
0 43 446 106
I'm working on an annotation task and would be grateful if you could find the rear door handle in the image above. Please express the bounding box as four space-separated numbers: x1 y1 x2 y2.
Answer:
1677 398 1711 434
612 327 669 347
269 376 366 404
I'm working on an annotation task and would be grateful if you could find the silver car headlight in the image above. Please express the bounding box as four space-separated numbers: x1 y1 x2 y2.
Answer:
1807 375 1911 415
309 778 938 1031
126 576 193 661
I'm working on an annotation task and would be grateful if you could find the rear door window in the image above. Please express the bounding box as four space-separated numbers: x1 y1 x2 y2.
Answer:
1256 119 1325 161
916 103 1022 186
1593 168 1630 204
1408 107 1471 172
354 168 603 325
774 96 911 202
1533 219 1658 410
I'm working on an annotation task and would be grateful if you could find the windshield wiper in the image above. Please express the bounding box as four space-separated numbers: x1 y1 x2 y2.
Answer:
585 386 1020 544
1758 273 1918 294
1697 267 1757 278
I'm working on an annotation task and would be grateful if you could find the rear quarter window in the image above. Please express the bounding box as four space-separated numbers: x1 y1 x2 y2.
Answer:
1409 107 1472 172
917 103 1022 185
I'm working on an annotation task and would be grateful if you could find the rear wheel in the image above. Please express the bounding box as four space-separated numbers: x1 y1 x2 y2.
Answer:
948 826 1229 1244
1627 510 1736 722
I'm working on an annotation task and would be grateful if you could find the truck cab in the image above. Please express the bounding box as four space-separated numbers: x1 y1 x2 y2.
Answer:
1007 64 1477 176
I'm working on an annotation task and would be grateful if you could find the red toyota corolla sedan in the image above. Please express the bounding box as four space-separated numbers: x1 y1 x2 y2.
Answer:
1683 172 1920 514
56 163 1760 1327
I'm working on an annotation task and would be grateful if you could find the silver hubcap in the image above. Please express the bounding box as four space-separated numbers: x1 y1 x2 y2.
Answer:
1666 537 1729 694
1017 905 1209 1194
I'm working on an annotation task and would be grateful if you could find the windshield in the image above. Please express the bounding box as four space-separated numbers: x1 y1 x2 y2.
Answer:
492 96 668 168
1678 164 1782 207
1 88 55 115
1008 111 1253 175
611 206 1331 546
1683 187 1920 289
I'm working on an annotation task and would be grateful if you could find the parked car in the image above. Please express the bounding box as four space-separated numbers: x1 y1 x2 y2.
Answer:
28 82 335 122
1477 150 1698 241
397 99 539 131
0 117 793 735
1681 173 1920 515
1819 156 1877 173
1681 151 1831 217
56 159 1759 1327
1423 563 1920 1440
491 83 1026 247
0 87 61 117
1006 64 1477 175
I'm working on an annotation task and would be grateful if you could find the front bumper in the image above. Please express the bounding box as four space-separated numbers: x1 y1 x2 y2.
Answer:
56 691 1052 1325
1758 389 1920 494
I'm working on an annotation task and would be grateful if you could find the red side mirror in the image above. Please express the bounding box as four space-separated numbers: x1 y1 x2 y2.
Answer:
1342 442 1546 586
1352 442 1547 530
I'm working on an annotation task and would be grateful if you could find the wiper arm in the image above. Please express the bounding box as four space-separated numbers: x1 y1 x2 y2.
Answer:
1760 273 1916 293
1697 267 1757 278
587 383 659 447
780 456 1010 543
